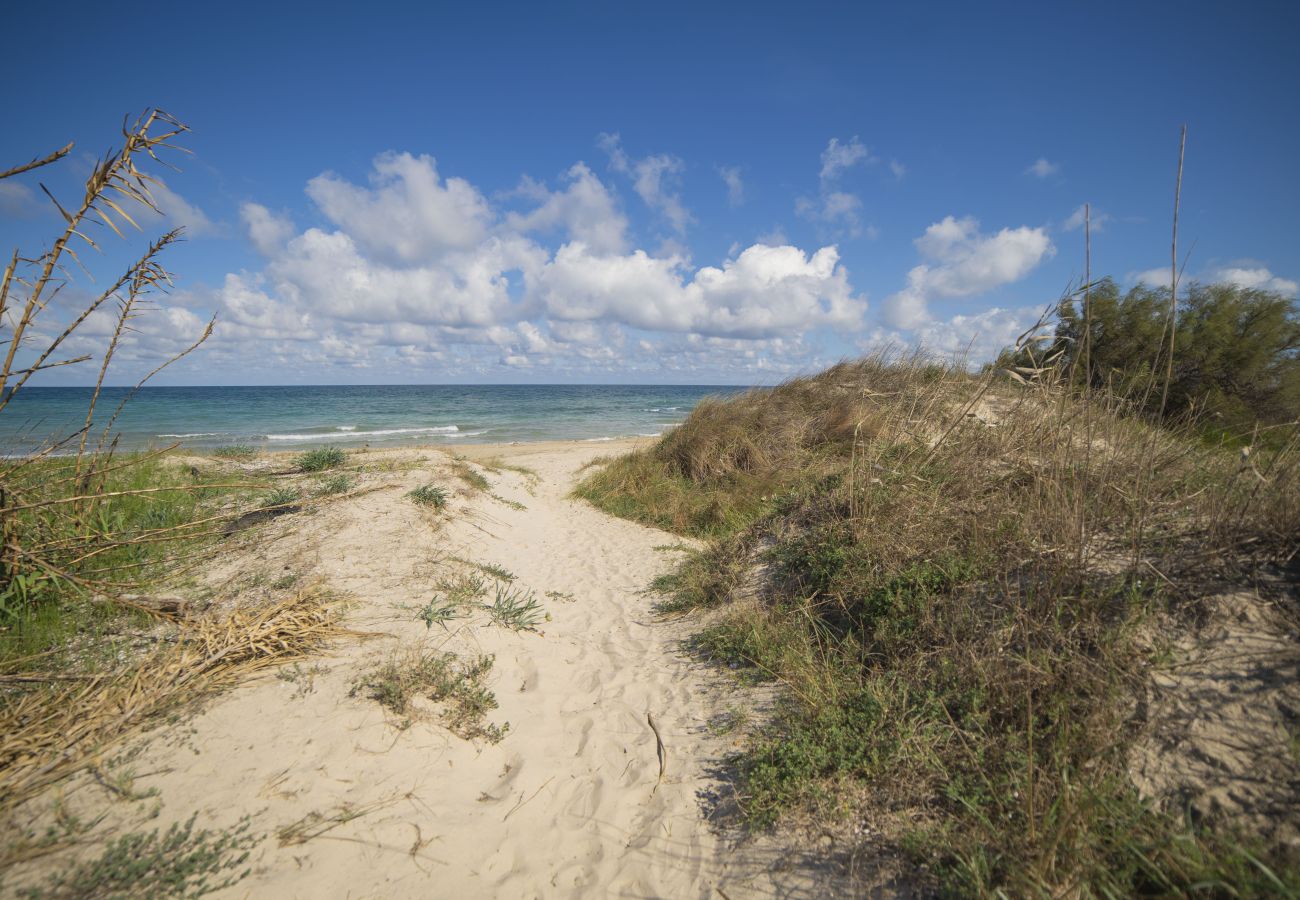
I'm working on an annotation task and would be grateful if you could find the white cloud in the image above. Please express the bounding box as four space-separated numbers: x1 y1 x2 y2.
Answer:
820 136 873 183
597 133 691 234
1025 158 1059 179
1130 267 1173 288
889 160 906 180
536 242 866 338
506 163 628 254
1061 204 1111 233
719 165 744 206
240 203 296 256
1211 265 1298 297
882 216 1055 328
306 151 492 264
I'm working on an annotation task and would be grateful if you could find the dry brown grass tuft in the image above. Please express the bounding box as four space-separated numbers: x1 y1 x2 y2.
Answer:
0 588 347 815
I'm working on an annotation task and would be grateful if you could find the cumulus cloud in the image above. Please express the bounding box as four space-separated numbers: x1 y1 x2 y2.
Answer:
240 203 296 256
597 133 691 234
797 136 887 239
1061 204 1111 232
140 147 877 382
506 163 628 254
719 165 744 206
1025 158 1059 179
882 216 1055 328
306 151 493 263
535 242 866 338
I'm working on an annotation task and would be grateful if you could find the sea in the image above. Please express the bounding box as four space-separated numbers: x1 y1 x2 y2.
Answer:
0 384 747 456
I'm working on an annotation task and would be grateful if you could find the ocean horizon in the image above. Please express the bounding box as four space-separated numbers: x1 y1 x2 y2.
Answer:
0 384 748 455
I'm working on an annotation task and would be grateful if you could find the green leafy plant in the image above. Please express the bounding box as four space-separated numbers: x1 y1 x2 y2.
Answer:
485 584 546 632
407 484 448 508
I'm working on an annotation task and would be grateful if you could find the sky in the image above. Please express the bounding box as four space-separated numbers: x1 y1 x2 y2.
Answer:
1 0 1297 385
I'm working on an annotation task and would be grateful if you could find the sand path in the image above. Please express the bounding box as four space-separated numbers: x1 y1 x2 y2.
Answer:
29 443 833 898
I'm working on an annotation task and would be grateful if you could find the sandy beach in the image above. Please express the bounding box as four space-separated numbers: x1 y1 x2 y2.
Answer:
7 440 851 898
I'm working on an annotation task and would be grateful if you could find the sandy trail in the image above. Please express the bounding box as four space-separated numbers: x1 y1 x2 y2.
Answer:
15 442 840 898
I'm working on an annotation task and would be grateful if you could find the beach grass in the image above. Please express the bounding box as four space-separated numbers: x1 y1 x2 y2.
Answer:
350 648 508 742
294 447 346 473
407 484 448 508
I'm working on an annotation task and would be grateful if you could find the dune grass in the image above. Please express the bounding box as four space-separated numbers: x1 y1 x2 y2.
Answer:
293 447 346 473
577 351 1300 896
350 648 508 742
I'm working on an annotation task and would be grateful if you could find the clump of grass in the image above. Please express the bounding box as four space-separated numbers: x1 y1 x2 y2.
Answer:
416 596 463 630
210 445 258 461
407 484 448 508
584 349 1300 896
350 649 508 742
489 493 527 511
261 486 300 508
544 590 576 603
294 447 345 472
485 584 546 632
314 474 353 496
14 814 256 899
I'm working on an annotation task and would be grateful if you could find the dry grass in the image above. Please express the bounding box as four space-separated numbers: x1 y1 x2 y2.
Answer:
0 588 346 815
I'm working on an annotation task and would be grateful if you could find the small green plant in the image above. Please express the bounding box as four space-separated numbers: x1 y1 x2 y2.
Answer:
407 484 448 508
350 650 508 741
489 493 527 511
315 474 353 496
16 814 257 899
294 447 346 472
485 584 546 632
276 662 328 698
434 571 488 604
417 596 463 630
261 487 301 508
211 445 258 461
544 590 576 603
270 573 299 590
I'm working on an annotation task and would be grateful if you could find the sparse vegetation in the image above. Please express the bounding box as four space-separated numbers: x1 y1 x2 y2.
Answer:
579 345 1300 896
416 595 463 629
489 492 527 511
449 459 489 491
294 447 346 473
407 484 448 508
350 649 508 741
452 557 514 582
13 814 256 899
315 474 354 496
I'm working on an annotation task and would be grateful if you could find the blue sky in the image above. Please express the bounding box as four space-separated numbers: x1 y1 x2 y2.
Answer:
1 0 1296 385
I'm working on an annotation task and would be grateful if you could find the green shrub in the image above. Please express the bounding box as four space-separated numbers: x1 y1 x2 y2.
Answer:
407 484 448 508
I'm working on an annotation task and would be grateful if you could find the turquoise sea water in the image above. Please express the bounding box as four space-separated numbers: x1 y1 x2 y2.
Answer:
0 385 746 455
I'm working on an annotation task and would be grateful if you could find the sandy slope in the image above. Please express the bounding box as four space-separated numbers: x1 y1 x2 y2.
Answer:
11 441 853 898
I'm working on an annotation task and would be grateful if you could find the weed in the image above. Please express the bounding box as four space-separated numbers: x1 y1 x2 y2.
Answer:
276 662 328 698
315 474 353 496
407 484 448 508
485 584 546 632
544 590 576 603
350 649 508 742
261 487 300 508
270 573 298 590
294 447 346 472
434 571 488 604
15 814 256 899
416 596 463 630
